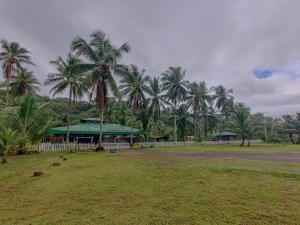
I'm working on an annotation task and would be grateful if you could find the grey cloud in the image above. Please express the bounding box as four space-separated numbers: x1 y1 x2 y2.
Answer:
1 0 300 116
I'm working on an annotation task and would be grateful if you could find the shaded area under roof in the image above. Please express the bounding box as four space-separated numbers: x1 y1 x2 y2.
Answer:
47 123 144 135
211 132 237 137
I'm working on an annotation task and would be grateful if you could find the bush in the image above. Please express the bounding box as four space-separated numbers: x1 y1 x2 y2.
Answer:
52 162 61 167
33 171 44 177
1 158 7 164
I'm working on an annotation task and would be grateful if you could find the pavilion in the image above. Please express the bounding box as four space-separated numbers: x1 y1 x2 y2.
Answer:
47 118 144 143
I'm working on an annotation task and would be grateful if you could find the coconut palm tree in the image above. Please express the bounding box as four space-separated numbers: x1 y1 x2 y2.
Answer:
186 82 202 140
45 54 85 142
71 31 130 149
0 40 34 102
161 67 189 142
119 65 150 145
233 102 251 146
214 85 234 139
9 69 40 98
0 127 25 156
195 81 213 140
148 77 165 126
176 104 193 141
214 85 234 113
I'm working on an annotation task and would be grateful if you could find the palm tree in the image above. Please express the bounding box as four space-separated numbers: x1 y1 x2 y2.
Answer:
45 54 85 142
214 85 234 139
187 82 202 140
0 127 25 156
119 65 150 145
214 85 234 113
9 69 40 97
0 40 34 102
196 81 212 140
71 31 130 149
176 104 193 140
148 77 165 128
161 67 189 142
233 103 251 146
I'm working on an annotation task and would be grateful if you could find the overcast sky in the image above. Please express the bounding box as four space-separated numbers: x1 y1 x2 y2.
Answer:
1 0 300 116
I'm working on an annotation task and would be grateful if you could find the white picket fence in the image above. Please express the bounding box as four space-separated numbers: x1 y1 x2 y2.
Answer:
202 140 263 145
137 141 189 148
37 141 194 152
38 142 131 152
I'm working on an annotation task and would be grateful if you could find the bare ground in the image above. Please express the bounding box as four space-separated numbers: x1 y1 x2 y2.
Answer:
120 150 300 163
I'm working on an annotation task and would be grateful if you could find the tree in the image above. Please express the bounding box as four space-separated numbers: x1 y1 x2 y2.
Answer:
72 31 130 149
9 69 40 98
45 54 85 142
233 103 252 146
161 67 189 142
197 81 213 140
176 104 193 140
214 85 234 139
186 82 202 140
0 128 25 156
119 65 150 145
0 40 34 102
148 77 165 131
281 114 297 143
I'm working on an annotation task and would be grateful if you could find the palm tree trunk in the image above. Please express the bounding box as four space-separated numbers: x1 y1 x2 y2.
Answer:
174 108 177 142
130 107 134 146
98 109 104 148
66 89 72 143
6 78 10 103
194 109 197 141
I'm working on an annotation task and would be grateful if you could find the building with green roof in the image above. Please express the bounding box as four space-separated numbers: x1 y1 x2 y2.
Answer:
47 118 144 143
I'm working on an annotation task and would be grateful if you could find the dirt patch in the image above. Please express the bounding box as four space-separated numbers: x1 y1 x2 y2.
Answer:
119 150 300 163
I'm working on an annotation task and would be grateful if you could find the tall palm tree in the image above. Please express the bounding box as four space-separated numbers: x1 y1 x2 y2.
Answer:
176 104 193 141
0 40 34 102
214 85 234 116
187 82 202 140
45 54 85 142
161 66 189 142
119 65 150 145
214 85 234 139
148 77 165 127
233 102 251 146
71 31 130 149
9 69 40 98
195 81 212 140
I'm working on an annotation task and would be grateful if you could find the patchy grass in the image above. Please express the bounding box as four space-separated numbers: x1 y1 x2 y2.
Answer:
1 145 300 224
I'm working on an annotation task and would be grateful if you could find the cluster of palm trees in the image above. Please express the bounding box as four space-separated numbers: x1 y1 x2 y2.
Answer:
1 31 275 152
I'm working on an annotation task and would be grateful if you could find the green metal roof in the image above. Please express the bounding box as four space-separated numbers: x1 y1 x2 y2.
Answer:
47 123 144 135
211 132 237 137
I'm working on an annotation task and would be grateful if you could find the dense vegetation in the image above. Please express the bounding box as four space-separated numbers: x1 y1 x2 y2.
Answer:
1 31 300 154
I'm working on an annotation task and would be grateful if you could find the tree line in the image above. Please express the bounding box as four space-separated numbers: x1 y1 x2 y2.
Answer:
1 31 300 154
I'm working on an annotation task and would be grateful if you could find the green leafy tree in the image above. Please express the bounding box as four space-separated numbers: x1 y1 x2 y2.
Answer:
72 31 130 149
187 82 203 140
45 54 85 142
197 81 213 140
213 85 234 139
9 69 40 98
119 65 150 145
233 103 252 146
161 67 189 142
0 40 34 102
0 128 26 155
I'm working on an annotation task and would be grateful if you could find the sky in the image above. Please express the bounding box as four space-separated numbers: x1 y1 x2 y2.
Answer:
1 0 300 117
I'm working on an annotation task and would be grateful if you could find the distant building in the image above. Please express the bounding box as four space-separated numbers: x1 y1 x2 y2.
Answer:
47 118 144 143
210 132 238 141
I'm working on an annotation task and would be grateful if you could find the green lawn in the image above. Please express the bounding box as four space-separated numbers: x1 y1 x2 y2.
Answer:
1 145 300 225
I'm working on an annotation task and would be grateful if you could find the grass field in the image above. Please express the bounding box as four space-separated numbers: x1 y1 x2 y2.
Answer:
1 144 300 225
